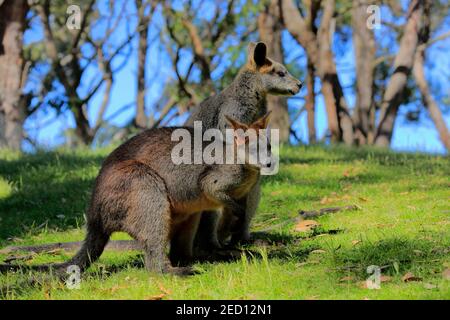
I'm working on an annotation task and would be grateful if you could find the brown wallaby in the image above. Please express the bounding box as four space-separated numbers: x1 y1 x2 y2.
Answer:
185 42 302 251
0 114 272 276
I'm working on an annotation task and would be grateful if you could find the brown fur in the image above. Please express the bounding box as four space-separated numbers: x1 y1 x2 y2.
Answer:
0 116 271 276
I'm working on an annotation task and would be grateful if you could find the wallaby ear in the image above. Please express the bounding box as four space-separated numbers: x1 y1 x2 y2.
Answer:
225 115 248 146
247 42 257 62
247 42 267 67
225 115 248 131
234 130 247 146
251 111 272 130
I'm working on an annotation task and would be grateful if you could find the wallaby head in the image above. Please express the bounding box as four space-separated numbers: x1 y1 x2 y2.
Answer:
225 112 273 169
246 42 302 96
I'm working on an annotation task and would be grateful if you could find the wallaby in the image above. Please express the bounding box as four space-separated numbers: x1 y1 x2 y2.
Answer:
185 42 302 251
0 114 272 276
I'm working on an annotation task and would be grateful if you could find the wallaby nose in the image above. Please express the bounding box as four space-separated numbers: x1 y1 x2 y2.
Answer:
266 162 272 168
296 81 303 89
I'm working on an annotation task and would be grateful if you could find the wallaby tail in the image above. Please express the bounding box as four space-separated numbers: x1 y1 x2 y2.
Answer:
65 224 110 273
0 222 109 276
0 256 72 275
0 226 109 297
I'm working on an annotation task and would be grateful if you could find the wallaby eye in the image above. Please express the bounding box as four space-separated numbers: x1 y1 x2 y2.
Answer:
277 71 285 77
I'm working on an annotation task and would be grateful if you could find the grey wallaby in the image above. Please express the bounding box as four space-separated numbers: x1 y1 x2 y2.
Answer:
0 114 272 276
185 42 302 251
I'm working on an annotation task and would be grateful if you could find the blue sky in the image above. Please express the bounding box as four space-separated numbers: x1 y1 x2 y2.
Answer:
21 0 450 154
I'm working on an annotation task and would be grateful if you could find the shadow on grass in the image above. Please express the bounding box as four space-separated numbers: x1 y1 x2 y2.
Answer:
73 232 308 278
331 237 448 279
251 231 299 245
2 234 447 298
0 152 106 243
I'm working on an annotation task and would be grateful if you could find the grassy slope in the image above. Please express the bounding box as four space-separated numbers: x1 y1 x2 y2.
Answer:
0 145 448 300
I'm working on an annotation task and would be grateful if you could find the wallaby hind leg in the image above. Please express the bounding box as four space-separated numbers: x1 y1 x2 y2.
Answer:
170 213 201 266
231 178 261 244
194 211 222 254
195 172 249 253
124 164 194 276
217 207 238 245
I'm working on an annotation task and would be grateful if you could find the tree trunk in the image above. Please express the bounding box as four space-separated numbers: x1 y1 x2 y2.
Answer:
316 0 341 143
305 58 316 144
71 99 93 145
135 0 151 129
412 0 450 151
281 0 354 144
281 0 319 65
258 0 290 143
0 0 29 150
281 0 339 142
374 0 423 147
317 0 354 145
413 47 450 151
304 0 319 144
352 0 376 145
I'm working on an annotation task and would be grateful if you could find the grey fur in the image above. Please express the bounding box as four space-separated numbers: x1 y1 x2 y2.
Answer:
186 42 302 248
0 118 270 276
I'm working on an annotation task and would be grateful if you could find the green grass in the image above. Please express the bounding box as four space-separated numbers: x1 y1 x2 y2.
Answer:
0 145 449 300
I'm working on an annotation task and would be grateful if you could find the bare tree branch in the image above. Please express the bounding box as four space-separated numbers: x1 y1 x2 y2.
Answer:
375 0 426 146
